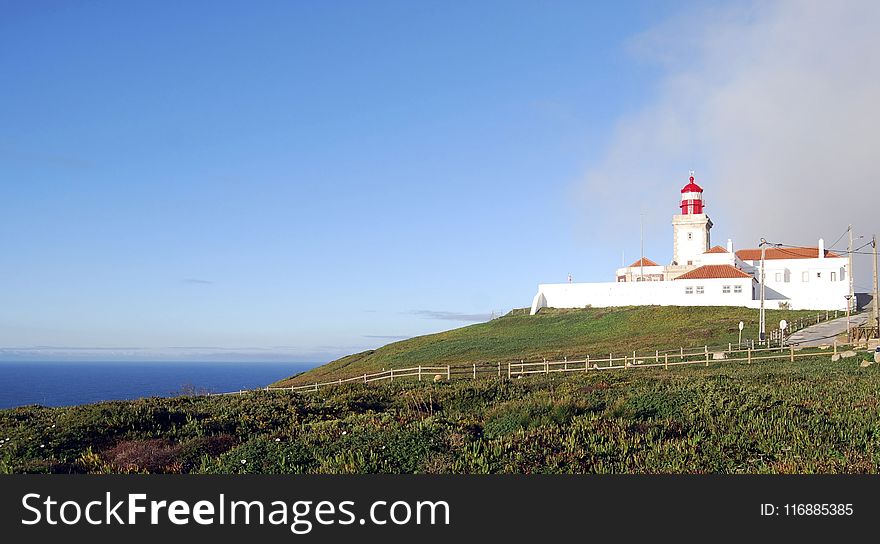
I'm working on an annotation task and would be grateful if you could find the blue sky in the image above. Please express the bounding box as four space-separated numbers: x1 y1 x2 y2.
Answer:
2 1 876 362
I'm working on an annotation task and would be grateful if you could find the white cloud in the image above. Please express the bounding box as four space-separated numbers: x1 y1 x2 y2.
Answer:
579 0 880 282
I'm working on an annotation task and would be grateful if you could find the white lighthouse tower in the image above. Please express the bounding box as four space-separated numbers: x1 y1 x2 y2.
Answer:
671 172 712 268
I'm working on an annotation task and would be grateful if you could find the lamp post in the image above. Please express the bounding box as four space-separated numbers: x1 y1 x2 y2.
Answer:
758 238 782 345
844 294 852 343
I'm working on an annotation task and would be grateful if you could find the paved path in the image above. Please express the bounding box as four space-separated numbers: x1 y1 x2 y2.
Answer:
786 313 868 347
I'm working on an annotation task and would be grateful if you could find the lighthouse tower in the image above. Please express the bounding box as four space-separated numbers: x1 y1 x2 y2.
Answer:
671 172 712 267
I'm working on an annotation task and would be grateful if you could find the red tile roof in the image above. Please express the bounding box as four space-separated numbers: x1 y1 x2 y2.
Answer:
674 264 753 280
735 247 842 260
704 245 728 254
628 257 659 267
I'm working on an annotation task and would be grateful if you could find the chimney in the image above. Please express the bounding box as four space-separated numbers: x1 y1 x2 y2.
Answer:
818 238 825 259
726 238 733 253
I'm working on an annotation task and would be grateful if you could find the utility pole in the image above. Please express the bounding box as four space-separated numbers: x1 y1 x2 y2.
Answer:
873 234 878 331
848 225 855 312
640 214 644 281
759 238 767 344
845 294 852 343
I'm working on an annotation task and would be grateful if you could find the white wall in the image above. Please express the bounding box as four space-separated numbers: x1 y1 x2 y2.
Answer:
672 214 711 265
739 257 849 311
530 277 754 314
695 251 735 266
614 264 665 279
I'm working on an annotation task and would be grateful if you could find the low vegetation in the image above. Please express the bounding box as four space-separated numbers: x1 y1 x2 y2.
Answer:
275 306 822 387
3 353 878 474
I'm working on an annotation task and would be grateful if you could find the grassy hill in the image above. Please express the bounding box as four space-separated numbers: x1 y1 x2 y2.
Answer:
3 353 877 474
275 306 822 387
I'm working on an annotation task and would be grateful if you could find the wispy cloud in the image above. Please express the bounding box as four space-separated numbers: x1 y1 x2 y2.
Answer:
410 310 493 322
0 146 96 171
576 0 880 280
0 345 337 363
363 335 411 340
182 278 213 285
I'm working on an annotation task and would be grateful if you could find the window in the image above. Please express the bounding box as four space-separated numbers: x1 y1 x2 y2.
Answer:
722 285 731 294
831 271 837 281
802 271 809 282
688 233 693 240
696 286 704 295
816 272 822 279
687 260 693 265
685 287 693 295
775 272 782 282
734 285 743 294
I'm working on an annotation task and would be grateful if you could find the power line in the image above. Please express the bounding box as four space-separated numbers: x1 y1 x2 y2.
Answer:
826 227 850 250
771 243 876 256
854 240 874 252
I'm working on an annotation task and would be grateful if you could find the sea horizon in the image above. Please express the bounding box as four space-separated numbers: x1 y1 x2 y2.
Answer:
0 360 320 410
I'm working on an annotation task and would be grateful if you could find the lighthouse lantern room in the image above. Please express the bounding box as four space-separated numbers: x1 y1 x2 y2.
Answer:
680 173 704 214
671 171 712 268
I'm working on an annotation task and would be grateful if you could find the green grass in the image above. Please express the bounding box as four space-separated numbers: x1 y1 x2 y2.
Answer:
2 353 877 474
275 306 824 387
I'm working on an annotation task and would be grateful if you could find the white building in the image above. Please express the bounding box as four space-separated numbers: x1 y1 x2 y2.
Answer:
530 174 849 314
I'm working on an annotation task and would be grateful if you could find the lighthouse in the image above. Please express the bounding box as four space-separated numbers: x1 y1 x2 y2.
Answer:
680 173 704 214
671 172 712 267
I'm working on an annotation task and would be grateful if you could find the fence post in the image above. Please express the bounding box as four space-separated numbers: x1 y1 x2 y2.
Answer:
544 358 548 374
664 352 668 370
498 362 501 377
705 345 709 366
728 342 732 352
833 339 837 355
748 348 752 364
239 389 242 396
790 346 794 363
418 365 422 381
564 356 568 371
585 355 590 372
314 383 318 392
680 346 684 360
655 350 659 363
633 350 636 365
363 373 367 383
508 361 511 379
447 365 451 381
473 363 476 380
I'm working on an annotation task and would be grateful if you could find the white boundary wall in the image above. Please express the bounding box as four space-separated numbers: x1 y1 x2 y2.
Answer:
530 272 849 313
530 278 755 314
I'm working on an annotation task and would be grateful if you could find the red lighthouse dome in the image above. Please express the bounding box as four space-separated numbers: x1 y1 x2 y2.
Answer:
680 172 704 215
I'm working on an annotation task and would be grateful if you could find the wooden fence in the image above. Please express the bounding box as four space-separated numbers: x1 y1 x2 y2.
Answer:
851 325 879 342
212 337 848 397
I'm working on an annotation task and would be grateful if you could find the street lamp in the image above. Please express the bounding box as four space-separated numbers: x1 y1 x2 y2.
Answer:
844 294 852 343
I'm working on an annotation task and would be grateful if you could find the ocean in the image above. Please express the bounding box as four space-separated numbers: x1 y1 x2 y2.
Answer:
0 361 318 410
